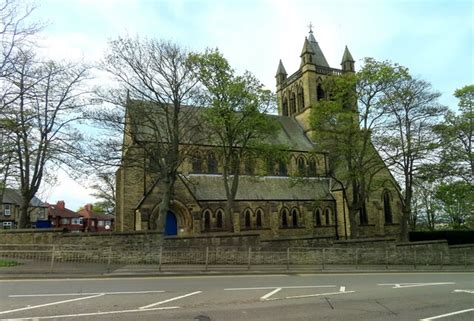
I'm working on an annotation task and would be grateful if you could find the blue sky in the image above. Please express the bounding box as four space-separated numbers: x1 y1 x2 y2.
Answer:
31 0 473 209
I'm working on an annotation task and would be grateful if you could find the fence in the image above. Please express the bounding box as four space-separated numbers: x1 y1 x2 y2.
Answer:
0 244 472 274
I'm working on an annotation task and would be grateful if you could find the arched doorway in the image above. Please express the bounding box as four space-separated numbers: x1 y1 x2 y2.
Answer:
164 210 178 236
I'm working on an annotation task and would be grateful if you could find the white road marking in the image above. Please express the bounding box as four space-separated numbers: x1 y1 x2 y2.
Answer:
0 306 179 320
260 288 282 300
339 286 346 292
453 289 474 294
378 282 455 289
284 290 355 300
419 308 474 320
225 285 335 291
9 290 165 297
0 294 104 315
139 291 202 310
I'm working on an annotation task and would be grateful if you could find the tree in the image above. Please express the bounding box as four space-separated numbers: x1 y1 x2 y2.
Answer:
435 181 473 229
434 85 473 183
89 171 116 215
378 76 447 241
190 49 277 231
0 0 42 201
411 178 440 231
310 58 406 238
101 37 202 231
5 50 90 228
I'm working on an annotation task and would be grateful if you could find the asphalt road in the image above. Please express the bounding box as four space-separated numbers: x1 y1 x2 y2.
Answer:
0 272 473 321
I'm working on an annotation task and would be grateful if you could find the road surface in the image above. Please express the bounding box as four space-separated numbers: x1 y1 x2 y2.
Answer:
0 272 473 320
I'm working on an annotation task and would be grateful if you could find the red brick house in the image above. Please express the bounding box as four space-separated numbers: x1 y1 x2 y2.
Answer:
77 204 114 232
47 201 84 232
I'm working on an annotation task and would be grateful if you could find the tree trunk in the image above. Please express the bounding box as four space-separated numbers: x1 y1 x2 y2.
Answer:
348 207 359 239
18 198 30 229
150 176 175 233
399 187 412 242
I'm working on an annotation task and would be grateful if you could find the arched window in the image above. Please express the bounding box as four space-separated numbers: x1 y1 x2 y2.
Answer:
315 208 322 226
244 158 254 175
256 208 264 228
325 208 331 225
278 160 288 176
297 87 304 111
203 209 211 231
267 158 275 176
360 202 368 225
216 209 224 228
280 208 289 228
207 152 217 174
244 208 252 229
282 98 288 116
297 156 306 176
290 92 296 115
291 208 299 227
383 191 392 224
317 84 325 101
308 158 316 177
191 153 202 173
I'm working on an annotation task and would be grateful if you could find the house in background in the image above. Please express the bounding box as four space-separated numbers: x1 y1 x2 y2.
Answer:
47 201 84 232
0 188 47 229
78 204 114 232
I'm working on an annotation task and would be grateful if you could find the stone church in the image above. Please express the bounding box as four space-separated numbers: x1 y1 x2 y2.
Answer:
115 29 403 240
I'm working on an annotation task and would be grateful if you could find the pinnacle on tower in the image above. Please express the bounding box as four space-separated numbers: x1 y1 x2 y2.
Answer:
306 28 329 67
275 59 287 76
341 45 355 72
275 59 287 85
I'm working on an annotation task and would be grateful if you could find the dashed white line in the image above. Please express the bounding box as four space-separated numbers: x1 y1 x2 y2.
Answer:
419 308 474 320
284 290 355 300
139 291 202 310
9 290 165 297
453 289 474 294
260 288 282 300
0 294 104 315
225 285 335 291
0 306 179 320
378 282 455 289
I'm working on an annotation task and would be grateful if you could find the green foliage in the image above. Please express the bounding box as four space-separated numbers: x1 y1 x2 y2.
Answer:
190 49 280 225
433 85 473 183
0 259 20 267
435 181 473 229
191 49 279 171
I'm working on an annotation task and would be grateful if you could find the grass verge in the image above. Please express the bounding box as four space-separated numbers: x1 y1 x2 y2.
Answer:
0 259 21 267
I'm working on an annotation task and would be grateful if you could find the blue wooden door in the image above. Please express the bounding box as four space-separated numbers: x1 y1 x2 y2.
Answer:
164 211 178 236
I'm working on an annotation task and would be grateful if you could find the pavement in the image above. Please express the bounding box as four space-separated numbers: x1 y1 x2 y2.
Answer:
1 258 473 279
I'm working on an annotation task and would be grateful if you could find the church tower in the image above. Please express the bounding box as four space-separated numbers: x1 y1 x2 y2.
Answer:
275 26 355 136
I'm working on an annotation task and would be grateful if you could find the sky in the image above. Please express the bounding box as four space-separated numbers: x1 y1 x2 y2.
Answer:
30 0 473 210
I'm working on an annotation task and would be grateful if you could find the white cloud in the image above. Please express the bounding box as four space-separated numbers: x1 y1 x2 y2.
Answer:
39 169 97 211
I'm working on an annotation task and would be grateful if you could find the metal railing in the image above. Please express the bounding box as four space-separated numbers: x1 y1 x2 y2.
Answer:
0 244 472 274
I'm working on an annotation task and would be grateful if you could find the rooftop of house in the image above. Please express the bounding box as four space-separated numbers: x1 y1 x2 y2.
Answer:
1 188 45 207
77 204 114 221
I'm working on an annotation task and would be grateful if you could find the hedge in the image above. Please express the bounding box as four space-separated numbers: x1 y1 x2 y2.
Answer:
409 230 474 245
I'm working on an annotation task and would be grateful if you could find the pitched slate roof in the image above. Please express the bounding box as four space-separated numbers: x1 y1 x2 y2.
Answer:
275 59 287 76
1 188 45 206
341 45 355 63
182 174 333 201
266 115 314 151
129 102 314 152
307 31 329 67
